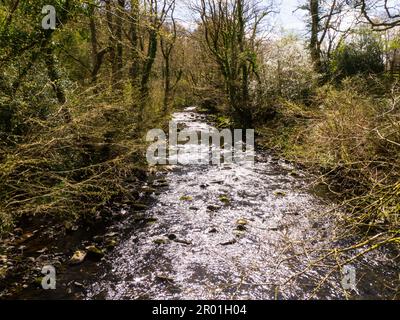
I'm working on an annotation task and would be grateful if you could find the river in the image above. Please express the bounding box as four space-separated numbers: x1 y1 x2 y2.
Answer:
82 107 398 300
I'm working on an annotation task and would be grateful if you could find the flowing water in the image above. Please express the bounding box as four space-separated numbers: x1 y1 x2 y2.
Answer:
84 107 398 300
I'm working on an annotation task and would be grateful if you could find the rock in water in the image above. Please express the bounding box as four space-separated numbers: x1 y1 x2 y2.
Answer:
273 190 287 197
86 246 105 260
69 250 86 265
236 218 248 226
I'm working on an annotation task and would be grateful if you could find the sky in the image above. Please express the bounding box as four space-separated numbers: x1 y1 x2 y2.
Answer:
276 0 306 33
174 0 307 36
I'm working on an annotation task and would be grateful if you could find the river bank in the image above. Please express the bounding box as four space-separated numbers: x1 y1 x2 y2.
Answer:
1 107 398 300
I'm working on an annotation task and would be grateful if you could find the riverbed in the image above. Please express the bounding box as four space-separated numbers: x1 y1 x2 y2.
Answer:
82 107 398 300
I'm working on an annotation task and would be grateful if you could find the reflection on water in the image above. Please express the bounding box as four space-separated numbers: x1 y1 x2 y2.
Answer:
86 107 398 300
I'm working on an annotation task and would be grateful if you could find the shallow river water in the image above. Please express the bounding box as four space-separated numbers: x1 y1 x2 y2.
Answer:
84 107 398 300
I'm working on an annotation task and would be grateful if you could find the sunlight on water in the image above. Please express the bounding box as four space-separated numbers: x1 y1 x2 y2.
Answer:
86 107 398 300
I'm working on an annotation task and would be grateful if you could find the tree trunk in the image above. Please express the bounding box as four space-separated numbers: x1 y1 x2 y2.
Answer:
310 0 322 73
130 0 140 100
44 46 71 122
140 29 158 103
115 0 125 91
105 0 117 89
163 57 171 112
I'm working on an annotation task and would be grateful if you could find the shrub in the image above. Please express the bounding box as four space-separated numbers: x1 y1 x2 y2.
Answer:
330 31 385 81
0 89 148 234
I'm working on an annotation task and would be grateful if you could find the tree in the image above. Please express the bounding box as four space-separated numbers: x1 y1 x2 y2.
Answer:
129 0 174 120
88 2 110 86
302 0 353 77
330 30 385 80
194 0 273 126
355 0 400 31
160 5 182 112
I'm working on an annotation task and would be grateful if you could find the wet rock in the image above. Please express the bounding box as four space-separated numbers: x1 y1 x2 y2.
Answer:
179 195 193 201
155 182 169 188
53 259 62 267
15 232 34 244
273 191 287 197
14 228 23 236
218 195 230 204
145 217 158 225
106 239 118 249
153 238 168 245
236 219 248 226
73 281 84 288
175 239 192 245
130 203 148 211
86 246 104 260
236 224 247 231
207 205 220 211
161 166 176 172
69 250 86 265
167 234 177 240
155 274 174 283
134 214 146 222
220 239 237 246
34 254 47 262
36 247 48 254
105 232 119 238
141 186 157 194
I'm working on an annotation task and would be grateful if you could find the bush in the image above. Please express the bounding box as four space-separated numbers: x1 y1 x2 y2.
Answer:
0 88 147 234
259 79 400 236
330 31 385 81
258 35 319 103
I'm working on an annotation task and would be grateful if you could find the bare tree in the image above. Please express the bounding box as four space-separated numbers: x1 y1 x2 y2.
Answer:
160 2 182 112
355 0 400 31
89 2 110 86
194 0 274 126
129 0 174 117
303 0 354 75
104 0 118 88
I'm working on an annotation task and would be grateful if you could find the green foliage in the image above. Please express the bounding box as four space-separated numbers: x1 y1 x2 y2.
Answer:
257 79 400 237
0 91 147 233
330 31 385 81
0 0 171 233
